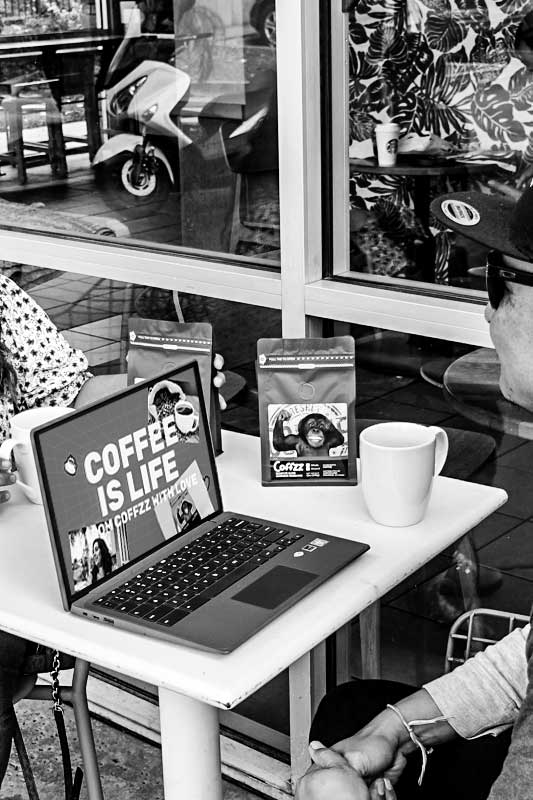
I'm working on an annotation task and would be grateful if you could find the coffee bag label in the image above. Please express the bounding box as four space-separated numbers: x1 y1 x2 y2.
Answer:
257 337 357 486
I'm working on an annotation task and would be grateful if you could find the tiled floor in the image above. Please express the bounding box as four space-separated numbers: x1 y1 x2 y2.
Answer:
5 267 533 798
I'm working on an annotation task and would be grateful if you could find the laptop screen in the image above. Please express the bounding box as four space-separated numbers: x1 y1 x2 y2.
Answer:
32 361 222 606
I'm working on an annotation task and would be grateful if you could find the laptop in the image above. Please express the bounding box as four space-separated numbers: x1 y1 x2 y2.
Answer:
32 361 369 653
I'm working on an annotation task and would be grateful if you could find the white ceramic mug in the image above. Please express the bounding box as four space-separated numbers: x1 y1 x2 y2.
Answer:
359 422 449 527
375 123 400 167
0 407 71 503
175 400 199 435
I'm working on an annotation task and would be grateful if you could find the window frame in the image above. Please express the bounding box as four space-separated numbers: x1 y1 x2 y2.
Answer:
324 0 495 347
0 0 494 349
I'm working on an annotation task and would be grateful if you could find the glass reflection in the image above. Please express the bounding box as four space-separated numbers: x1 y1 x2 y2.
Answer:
0 0 279 263
347 1 533 290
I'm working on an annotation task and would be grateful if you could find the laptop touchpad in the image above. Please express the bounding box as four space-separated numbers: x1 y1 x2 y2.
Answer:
232 566 317 610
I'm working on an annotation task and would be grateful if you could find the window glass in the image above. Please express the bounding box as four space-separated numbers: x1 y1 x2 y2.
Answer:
0 0 279 264
343 322 526 684
2 261 279 419
347 0 530 291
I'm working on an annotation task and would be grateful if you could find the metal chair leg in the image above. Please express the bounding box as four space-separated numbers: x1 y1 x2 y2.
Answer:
24 659 104 800
70 659 104 800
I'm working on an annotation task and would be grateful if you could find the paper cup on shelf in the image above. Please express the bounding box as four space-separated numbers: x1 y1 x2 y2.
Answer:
375 123 400 167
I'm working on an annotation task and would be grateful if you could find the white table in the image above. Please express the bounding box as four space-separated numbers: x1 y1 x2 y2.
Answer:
0 431 507 799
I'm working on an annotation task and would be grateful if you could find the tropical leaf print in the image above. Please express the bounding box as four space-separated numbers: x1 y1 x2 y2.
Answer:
395 56 469 137
425 13 465 52
381 33 433 96
350 50 379 84
351 22 368 45
420 0 449 13
470 31 508 65
493 0 531 15
364 0 406 26
453 0 488 25
367 22 408 63
350 110 377 141
523 132 533 164
508 66 533 113
472 84 526 142
445 49 473 94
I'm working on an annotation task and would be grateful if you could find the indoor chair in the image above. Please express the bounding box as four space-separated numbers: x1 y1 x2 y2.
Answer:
13 658 104 800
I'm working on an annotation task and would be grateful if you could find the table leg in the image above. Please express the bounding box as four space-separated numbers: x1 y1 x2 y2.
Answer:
45 97 67 178
334 622 352 685
360 601 381 679
288 642 326 792
3 97 26 185
158 687 222 800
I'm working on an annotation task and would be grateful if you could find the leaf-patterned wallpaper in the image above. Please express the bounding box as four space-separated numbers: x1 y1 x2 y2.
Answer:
349 0 533 211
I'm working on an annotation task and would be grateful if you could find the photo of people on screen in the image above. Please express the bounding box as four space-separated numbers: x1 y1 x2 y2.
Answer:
147 379 200 443
68 520 128 592
269 404 347 459
171 490 200 534
91 537 113 584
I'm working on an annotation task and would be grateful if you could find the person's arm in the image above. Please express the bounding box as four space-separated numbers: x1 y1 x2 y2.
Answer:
1 275 90 410
332 625 529 787
332 688 457 785
423 623 529 739
487 621 533 799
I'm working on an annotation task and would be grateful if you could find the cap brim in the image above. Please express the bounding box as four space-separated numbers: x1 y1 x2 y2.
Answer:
430 192 526 261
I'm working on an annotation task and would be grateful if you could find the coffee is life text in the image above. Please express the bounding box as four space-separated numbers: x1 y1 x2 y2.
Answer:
84 414 184 517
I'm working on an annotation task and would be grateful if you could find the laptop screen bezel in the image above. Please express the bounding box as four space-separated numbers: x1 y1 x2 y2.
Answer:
32 359 223 609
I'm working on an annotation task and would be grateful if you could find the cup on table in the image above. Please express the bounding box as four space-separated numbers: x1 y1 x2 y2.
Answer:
0 407 72 504
359 422 449 527
375 123 400 167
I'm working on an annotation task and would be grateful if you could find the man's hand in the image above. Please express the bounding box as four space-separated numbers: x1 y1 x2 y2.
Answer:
213 353 226 411
333 728 408 786
296 742 370 800
0 458 16 504
296 742 397 800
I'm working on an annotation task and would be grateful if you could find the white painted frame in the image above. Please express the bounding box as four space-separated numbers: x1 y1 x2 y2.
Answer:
0 0 492 348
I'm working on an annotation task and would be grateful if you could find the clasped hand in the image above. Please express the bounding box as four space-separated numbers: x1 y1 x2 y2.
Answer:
296 727 408 800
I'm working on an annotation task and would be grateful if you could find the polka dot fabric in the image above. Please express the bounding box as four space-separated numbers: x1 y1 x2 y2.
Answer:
0 275 91 443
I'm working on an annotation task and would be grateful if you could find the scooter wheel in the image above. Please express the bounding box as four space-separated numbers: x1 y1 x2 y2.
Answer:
94 156 171 211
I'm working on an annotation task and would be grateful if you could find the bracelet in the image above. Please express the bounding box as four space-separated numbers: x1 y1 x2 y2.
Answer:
386 704 448 786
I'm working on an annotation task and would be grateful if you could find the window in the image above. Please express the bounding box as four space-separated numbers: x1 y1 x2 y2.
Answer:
0 0 279 265
338 0 531 297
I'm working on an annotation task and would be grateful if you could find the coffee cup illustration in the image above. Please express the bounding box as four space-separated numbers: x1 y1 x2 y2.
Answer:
175 400 199 435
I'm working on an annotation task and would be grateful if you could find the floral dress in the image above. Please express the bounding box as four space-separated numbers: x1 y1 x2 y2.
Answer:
0 274 91 443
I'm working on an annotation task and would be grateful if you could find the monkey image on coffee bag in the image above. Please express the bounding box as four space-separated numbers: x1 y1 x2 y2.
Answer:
257 337 357 485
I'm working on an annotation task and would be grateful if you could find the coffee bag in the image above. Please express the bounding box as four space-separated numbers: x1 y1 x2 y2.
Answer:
127 318 221 454
257 337 356 485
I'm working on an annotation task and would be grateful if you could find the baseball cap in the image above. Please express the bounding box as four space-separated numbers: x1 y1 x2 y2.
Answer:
430 187 533 262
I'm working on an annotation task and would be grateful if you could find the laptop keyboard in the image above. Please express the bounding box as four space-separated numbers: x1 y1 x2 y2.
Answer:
93 518 304 628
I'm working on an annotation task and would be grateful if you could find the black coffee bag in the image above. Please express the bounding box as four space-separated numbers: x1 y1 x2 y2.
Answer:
257 337 357 485
127 318 222 454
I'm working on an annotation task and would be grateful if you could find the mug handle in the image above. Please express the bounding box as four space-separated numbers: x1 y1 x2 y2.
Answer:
428 426 449 476
0 438 33 496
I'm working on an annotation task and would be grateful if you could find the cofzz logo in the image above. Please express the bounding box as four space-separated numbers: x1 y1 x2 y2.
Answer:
273 461 304 474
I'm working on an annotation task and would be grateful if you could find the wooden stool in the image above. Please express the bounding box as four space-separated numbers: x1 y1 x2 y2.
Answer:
1 86 67 184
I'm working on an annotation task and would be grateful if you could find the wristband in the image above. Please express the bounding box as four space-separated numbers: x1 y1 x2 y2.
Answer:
386 704 448 786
